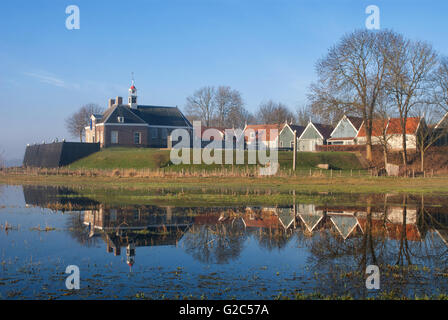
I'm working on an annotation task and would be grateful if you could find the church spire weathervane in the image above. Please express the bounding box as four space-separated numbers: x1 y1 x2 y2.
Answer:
128 72 137 109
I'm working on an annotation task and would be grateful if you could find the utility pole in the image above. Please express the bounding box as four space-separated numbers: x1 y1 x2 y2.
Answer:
293 130 297 171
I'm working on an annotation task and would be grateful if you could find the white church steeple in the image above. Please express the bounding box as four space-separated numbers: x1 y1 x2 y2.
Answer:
128 73 138 109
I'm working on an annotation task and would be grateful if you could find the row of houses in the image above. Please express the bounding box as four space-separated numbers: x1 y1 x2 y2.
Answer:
243 114 437 152
85 81 448 151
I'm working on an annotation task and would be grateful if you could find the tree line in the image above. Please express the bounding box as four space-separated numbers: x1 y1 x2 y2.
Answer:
185 29 448 169
183 85 301 128
308 29 448 167
66 29 448 170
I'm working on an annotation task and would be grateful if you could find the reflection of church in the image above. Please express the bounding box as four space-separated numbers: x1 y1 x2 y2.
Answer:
83 204 195 267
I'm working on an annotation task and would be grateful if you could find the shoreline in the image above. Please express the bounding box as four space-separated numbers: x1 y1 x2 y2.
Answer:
2 172 448 195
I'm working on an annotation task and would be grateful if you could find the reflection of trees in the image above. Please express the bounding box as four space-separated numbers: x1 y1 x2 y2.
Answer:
253 228 294 251
66 212 100 247
182 220 246 264
305 194 448 297
409 195 448 269
395 195 412 265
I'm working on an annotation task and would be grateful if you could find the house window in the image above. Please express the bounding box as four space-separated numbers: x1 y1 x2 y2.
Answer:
151 128 158 139
280 141 283 147
290 141 294 148
117 116 124 123
111 131 118 144
134 132 142 144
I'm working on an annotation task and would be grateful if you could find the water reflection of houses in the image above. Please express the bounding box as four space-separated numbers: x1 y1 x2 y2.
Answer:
239 204 444 244
83 205 195 267
313 205 424 241
239 207 296 250
20 184 448 265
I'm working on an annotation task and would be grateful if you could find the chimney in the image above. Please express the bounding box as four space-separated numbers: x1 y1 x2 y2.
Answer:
108 98 115 108
116 96 123 105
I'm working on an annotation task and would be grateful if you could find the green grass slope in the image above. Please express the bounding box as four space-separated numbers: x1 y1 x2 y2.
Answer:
68 147 366 171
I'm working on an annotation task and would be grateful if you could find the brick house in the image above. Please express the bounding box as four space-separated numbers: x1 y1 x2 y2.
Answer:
85 81 191 148
242 123 286 149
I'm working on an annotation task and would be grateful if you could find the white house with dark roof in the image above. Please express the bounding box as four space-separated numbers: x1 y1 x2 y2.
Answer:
297 121 334 151
278 123 306 149
327 115 364 145
85 81 192 148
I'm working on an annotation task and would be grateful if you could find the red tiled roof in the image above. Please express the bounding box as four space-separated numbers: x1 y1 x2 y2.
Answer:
194 126 226 140
244 124 285 142
357 119 388 138
356 117 421 138
386 117 421 135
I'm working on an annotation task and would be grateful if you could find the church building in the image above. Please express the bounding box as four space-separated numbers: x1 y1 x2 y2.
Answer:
85 81 192 148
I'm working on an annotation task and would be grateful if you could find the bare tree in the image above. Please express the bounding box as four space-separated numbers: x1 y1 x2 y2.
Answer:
383 35 438 166
66 103 103 142
375 97 395 168
296 105 315 126
214 86 244 127
433 57 448 111
415 104 448 171
185 86 216 127
308 30 393 161
257 100 294 125
412 57 448 170
227 105 254 128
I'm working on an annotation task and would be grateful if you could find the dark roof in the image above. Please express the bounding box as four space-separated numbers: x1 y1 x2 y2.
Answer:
133 105 192 127
100 105 146 124
288 124 305 137
346 116 364 131
435 112 448 129
99 105 191 127
313 123 334 139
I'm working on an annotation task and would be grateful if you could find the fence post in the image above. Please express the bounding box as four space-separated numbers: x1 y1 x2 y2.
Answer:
293 130 297 171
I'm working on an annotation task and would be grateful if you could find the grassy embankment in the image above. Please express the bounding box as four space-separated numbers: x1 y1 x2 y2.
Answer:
67 147 365 171
3 147 448 206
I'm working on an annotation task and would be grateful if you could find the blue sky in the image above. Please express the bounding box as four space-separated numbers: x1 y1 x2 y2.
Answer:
1 0 448 159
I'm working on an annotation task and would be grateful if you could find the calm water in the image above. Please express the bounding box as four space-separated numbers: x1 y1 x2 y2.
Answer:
0 184 447 300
